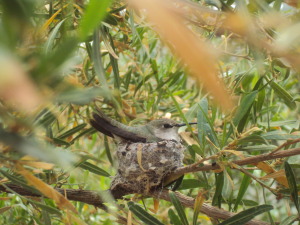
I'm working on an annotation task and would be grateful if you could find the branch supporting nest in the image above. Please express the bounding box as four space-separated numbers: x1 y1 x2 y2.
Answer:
1 147 299 225
0 183 269 225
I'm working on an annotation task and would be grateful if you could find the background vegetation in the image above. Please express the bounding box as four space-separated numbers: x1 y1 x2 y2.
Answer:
0 0 299 224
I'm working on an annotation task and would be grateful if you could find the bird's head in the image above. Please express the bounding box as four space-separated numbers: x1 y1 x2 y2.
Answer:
146 118 197 142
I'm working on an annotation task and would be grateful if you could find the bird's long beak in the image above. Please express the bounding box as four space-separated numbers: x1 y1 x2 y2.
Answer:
176 122 197 127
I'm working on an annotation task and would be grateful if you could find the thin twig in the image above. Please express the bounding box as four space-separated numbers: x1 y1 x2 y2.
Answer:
270 138 300 155
168 147 300 178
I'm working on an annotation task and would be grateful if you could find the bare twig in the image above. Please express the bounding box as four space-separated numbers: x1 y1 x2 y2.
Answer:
270 138 300 155
168 147 300 178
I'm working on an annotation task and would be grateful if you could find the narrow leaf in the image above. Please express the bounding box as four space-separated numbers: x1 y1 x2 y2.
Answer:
193 191 205 225
219 205 273 225
79 0 112 40
280 215 298 225
168 209 181 225
212 172 224 207
233 174 251 211
128 202 164 225
268 79 296 109
78 161 110 177
284 162 300 214
169 192 188 225
57 123 87 139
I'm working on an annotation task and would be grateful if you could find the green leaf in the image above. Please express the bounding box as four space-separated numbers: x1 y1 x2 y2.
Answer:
171 175 184 191
197 98 208 147
268 79 296 109
227 91 258 139
233 174 251 211
258 120 299 128
57 123 87 139
233 91 258 127
237 135 268 145
237 145 276 151
27 199 62 215
279 215 298 225
104 28 120 89
78 0 112 40
104 136 114 166
56 88 109 105
284 162 300 214
128 202 164 225
219 205 273 225
169 192 188 225
0 170 40 195
197 98 220 148
262 131 300 140
256 88 265 113
212 172 224 207
78 161 110 177
71 128 95 144
177 179 203 190
52 138 71 147
168 209 181 225
44 19 67 54
91 28 109 89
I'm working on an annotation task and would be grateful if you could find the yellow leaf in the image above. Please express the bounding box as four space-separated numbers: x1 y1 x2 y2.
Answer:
194 191 206 216
127 210 132 225
40 5 69 33
256 162 288 187
180 132 198 146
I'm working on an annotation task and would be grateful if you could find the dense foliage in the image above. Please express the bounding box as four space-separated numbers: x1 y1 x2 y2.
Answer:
0 0 299 224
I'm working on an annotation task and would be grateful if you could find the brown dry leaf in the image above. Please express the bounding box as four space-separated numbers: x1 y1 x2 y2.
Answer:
255 162 288 187
260 169 285 180
150 198 159 214
16 164 77 213
128 0 233 111
0 54 42 113
194 191 206 216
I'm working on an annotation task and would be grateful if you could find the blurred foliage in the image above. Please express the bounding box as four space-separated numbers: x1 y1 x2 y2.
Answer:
0 0 299 224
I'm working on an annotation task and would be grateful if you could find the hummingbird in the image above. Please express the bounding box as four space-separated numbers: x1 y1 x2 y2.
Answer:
90 109 197 143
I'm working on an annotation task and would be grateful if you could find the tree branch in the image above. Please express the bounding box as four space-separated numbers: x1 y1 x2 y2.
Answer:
0 183 269 225
3 148 297 224
168 147 300 178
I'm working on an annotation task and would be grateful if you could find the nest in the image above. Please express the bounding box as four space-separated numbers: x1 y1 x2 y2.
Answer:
110 140 185 194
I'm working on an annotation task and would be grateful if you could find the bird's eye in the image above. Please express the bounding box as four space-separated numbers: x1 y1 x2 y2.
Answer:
163 124 173 128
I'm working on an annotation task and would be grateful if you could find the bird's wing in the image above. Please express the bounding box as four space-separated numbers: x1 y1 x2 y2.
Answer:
90 111 147 143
